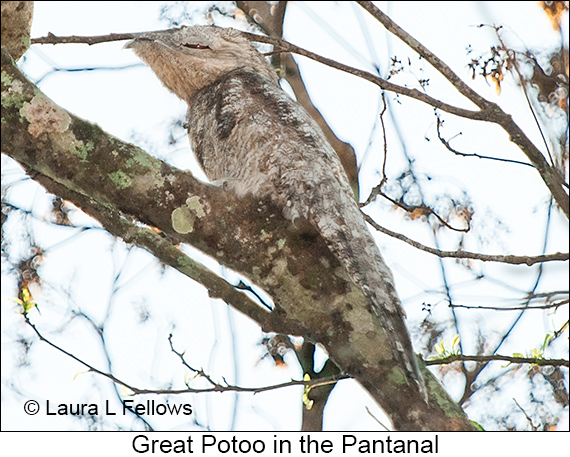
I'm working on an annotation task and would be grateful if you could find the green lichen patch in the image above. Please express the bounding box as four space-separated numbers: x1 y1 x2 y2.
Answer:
171 206 194 234
388 366 407 386
1 70 14 87
71 139 94 162
108 170 133 190
125 151 159 170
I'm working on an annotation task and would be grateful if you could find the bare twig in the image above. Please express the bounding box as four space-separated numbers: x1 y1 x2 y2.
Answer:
362 213 568 266
377 93 389 189
362 186 471 233
167 334 217 387
356 1 490 108
450 299 568 311
31 31 489 121
435 115 534 168
22 312 347 395
513 398 540 430
425 353 569 368
365 406 391 431
31 32 137 45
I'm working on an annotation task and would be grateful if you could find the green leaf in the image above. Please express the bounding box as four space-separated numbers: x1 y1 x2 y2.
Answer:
470 420 486 431
451 334 461 354
11 287 38 315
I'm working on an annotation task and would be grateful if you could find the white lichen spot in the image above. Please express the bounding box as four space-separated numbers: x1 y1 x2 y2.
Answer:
5 78 24 94
185 195 206 218
171 196 206 234
20 93 71 138
171 206 194 234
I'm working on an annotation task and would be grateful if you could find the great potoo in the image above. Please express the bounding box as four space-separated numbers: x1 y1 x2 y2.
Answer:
126 26 423 393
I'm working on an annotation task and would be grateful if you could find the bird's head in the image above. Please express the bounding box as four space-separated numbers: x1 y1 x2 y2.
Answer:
125 26 278 102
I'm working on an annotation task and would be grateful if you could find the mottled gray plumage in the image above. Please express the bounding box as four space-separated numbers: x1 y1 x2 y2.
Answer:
127 26 422 391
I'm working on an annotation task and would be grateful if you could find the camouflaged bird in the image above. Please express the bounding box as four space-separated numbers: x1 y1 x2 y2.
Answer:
126 26 423 393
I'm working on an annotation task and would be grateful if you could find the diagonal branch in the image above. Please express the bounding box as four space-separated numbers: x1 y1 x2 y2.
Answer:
356 1 489 108
355 1 569 219
31 31 488 121
62 181 270 325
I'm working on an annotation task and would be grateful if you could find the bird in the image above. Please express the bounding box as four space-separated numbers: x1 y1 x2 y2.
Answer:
126 25 423 395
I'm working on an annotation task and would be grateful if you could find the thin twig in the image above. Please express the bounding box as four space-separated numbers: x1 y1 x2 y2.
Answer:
32 30 489 121
425 353 569 368
355 1 569 218
435 114 534 168
362 187 471 233
23 312 348 395
31 32 138 45
167 334 218 387
378 92 389 189
513 398 539 430
362 213 568 266
450 299 568 311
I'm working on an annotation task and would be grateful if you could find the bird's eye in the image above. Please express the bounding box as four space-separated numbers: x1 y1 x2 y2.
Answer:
182 43 210 50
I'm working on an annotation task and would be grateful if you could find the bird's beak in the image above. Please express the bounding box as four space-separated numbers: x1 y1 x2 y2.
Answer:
123 36 153 50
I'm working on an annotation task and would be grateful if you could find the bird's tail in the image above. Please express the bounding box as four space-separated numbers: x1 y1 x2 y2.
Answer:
311 202 425 396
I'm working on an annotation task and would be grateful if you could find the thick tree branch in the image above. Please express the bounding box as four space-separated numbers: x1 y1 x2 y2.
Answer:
39 177 270 325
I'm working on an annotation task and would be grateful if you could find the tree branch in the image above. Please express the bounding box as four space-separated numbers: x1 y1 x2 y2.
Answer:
425 354 569 368
31 32 137 45
362 213 569 266
355 1 569 218
450 300 568 311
